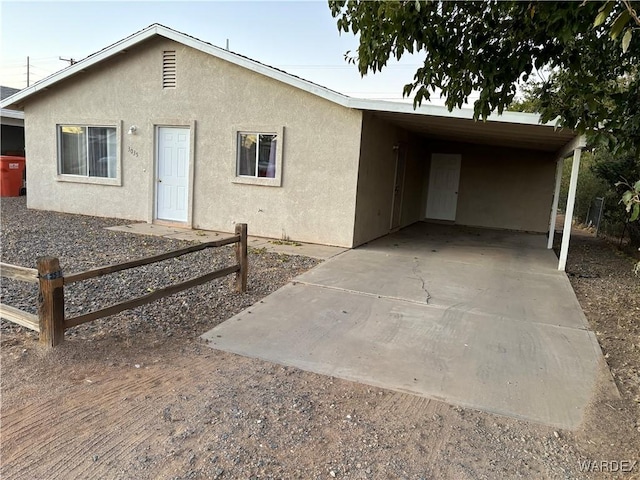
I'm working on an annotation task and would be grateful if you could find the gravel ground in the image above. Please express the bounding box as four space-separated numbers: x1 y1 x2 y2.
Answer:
0 197 319 341
1 197 639 479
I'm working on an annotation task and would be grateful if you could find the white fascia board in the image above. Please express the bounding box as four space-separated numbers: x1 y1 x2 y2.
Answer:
0 25 165 110
0 108 24 120
0 24 352 111
347 97 563 128
556 134 588 159
0 23 575 135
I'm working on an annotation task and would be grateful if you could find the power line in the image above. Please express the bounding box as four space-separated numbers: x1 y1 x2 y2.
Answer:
28 64 55 73
2 55 59 61
275 64 421 69
0 61 30 68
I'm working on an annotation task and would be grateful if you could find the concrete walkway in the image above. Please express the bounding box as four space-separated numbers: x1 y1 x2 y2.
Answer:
201 223 605 428
106 223 346 260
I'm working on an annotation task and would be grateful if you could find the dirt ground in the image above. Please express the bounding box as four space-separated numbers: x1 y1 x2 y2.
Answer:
1 224 639 478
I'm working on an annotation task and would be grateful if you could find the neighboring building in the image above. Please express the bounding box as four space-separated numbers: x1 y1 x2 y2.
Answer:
0 24 585 269
1 86 25 155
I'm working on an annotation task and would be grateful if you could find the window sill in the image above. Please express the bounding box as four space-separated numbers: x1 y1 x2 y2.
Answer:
56 175 122 186
232 176 282 187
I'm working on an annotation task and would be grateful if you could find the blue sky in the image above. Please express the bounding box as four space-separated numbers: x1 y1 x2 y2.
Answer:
0 1 429 102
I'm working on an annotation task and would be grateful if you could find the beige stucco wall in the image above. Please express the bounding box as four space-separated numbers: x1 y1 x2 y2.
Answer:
24 37 363 247
352 113 427 246
399 136 426 228
352 113 400 246
424 141 556 232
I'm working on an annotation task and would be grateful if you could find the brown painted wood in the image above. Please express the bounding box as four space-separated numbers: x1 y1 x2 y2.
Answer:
0 303 40 332
235 223 248 292
65 264 240 328
0 263 39 283
37 256 65 347
64 235 240 284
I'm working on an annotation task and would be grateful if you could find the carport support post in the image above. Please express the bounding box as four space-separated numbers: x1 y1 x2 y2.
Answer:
37 256 65 347
547 158 564 249
558 147 582 271
235 223 248 292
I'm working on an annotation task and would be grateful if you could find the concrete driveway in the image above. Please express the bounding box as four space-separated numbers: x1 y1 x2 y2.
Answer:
202 223 604 428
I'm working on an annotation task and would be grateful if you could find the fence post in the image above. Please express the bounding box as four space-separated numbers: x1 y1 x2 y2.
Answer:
37 256 65 347
235 223 248 292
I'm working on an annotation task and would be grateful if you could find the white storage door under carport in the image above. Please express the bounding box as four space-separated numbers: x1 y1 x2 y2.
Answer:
425 153 461 221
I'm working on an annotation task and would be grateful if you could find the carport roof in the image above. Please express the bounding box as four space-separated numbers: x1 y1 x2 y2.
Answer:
0 23 579 156
360 106 577 153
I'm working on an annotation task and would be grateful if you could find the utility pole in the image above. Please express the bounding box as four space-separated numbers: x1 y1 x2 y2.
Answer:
26 56 29 87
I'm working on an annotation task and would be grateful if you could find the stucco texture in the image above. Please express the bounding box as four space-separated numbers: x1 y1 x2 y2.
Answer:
352 113 401 246
399 137 426 228
24 37 363 247
352 114 556 246
425 142 556 233
23 34 557 248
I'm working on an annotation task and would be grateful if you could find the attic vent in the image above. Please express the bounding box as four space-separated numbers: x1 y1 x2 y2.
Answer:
162 50 176 89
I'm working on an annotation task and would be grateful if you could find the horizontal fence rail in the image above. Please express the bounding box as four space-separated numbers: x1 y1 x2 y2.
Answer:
0 263 39 283
0 303 39 332
0 262 40 332
64 235 241 284
65 265 240 328
1 224 248 348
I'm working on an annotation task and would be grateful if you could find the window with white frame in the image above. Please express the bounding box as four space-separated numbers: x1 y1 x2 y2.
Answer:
58 125 117 178
237 132 278 178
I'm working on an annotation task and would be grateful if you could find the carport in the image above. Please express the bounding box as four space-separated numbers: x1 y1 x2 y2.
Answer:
202 223 604 429
351 101 587 271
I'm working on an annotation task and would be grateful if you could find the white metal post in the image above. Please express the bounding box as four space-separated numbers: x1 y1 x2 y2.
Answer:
558 147 582 271
547 158 564 249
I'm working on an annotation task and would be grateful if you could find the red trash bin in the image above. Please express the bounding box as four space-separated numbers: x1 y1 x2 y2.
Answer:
0 156 26 197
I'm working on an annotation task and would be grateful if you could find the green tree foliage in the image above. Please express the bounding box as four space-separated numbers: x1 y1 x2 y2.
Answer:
619 179 640 220
329 0 640 154
593 153 640 242
510 83 639 233
508 82 543 114
331 0 640 257
558 152 609 223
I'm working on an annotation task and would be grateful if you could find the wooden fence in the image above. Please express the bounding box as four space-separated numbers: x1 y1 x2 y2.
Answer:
0 264 39 332
0 223 248 348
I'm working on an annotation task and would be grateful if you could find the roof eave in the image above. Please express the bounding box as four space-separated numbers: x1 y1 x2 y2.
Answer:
348 97 563 128
0 25 167 111
0 23 578 146
155 26 352 108
0 24 352 111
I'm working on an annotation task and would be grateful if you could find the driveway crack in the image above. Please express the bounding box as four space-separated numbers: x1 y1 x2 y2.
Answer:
412 260 431 304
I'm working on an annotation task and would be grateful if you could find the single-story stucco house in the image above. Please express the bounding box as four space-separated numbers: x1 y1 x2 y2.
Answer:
0 24 586 270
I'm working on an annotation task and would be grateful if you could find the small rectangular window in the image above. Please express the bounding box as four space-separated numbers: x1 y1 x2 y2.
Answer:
58 125 117 178
237 132 277 178
163 50 176 89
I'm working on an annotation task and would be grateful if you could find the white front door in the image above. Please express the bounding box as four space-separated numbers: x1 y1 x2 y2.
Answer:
425 153 461 221
156 127 190 223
